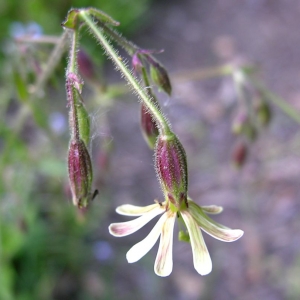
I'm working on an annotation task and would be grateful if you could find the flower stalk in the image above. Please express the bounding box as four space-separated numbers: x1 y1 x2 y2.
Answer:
78 10 171 137
61 8 244 275
64 27 97 208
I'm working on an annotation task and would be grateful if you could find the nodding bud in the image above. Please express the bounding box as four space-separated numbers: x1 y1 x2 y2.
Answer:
77 49 96 82
155 134 188 208
231 140 248 168
140 103 159 149
255 98 271 126
68 139 96 208
149 61 172 95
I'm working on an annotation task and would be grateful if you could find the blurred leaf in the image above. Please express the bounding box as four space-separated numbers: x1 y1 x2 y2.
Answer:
38 158 66 177
12 70 29 102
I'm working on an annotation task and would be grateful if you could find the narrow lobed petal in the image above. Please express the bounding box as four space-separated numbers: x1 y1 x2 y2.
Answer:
201 205 223 214
189 201 229 229
109 206 164 237
126 212 169 263
116 203 163 216
181 210 212 276
154 211 176 277
189 202 244 242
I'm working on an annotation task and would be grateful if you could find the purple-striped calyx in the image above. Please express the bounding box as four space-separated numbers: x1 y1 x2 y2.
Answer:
68 139 97 208
155 133 188 209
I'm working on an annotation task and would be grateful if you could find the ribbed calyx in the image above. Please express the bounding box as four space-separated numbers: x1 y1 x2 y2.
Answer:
68 139 94 208
149 62 172 96
155 134 188 209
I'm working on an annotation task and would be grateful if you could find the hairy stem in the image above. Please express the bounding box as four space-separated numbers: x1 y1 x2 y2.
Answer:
79 11 171 136
97 21 138 55
66 29 80 140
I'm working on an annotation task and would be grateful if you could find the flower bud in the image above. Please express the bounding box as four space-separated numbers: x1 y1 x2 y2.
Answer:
155 134 188 208
77 49 97 83
68 139 94 208
140 103 159 149
149 62 172 95
231 140 248 168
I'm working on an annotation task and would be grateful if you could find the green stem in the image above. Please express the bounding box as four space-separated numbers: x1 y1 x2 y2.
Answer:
97 21 138 55
141 66 156 100
249 78 300 124
68 30 78 74
80 11 171 136
232 69 248 109
67 29 80 140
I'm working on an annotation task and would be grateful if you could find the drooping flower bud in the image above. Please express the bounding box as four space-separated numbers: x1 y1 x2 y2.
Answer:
231 140 248 168
77 49 97 83
68 139 96 208
155 134 188 208
140 103 159 149
149 61 172 95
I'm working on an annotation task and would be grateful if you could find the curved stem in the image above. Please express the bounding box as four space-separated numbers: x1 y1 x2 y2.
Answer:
66 29 80 140
79 11 171 136
97 22 138 55
249 77 300 124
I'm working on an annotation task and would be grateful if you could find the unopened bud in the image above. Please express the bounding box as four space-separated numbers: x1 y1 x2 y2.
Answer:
140 103 159 149
155 134 188 208
68 139 96 208
77 49 97 83
231 140 248 168
149 61 172 95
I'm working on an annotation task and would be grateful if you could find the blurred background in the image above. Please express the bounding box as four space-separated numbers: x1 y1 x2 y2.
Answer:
1 0 300 299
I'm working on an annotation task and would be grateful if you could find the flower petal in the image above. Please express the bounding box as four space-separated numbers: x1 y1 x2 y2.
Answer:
154 211 176 277
189 201 229 229
126 212 169 263
109 206 164 237
201 205 223 214
116 203 162 216
181 210 212 276
189 202 244 242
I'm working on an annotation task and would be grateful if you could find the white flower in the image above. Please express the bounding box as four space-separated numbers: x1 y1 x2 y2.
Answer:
109 199 243 277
